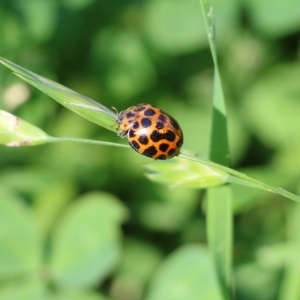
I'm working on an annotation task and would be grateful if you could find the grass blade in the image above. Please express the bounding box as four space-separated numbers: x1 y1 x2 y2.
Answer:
199 1 232 298
207 186 232 299
145 152 300 202
0 57 117 132
278 204 300 300
0 109 128 149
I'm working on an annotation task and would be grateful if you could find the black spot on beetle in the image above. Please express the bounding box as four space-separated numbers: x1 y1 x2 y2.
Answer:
156 121 164 130
138 135 149 145
158 114 167 123
176 139 183 147
150 130 162 142
131 140 140 150
137 105 147 111
133 121 140 129
129 130 136 138
164 130 176 142
126 111 136 118
143 146 157 157
159 143 169 152
170 117 180 130
144 108 156 116
150 130 176 142
167 148 177 157
141 118 152 128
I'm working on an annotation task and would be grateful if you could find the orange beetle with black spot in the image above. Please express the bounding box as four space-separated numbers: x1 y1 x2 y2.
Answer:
116 104 183 160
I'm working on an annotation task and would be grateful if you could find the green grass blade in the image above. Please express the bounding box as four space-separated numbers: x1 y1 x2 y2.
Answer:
146 152 300 202
278 204 300 300
0 57 117 132
199 1 232 298
147 151 300 205
207 186 232 299
0 109 128 149
3 103 297 203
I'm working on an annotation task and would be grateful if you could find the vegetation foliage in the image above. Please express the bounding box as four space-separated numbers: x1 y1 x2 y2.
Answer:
1 0 300 299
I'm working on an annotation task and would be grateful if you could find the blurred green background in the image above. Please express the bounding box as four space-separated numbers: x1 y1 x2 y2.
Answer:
1 0 300 299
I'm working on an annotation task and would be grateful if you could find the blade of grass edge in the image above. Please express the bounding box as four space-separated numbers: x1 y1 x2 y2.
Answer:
179 153 300 202
278 203 300 300
0 57 117 132
0 109 128 148
199 1 232 299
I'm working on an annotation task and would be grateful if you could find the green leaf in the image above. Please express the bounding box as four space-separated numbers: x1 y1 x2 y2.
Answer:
92 29 156 100
235 260 281 300
0 190 42 278
0 57 117 133
51 290 110 300
50 192 128 288
111 239 163 300
16 0 57 42
145 244 223 300
0 278 47 300
145 0 206 54
244 0 300 37
117 238 162 283
138 188 199 232
242 63 300 149
0 110 50 146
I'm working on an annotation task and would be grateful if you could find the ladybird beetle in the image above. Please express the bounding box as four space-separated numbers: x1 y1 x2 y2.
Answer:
116 103 184 160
